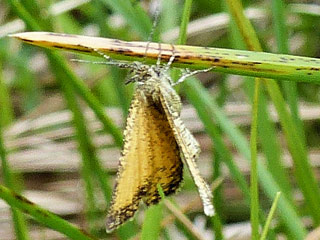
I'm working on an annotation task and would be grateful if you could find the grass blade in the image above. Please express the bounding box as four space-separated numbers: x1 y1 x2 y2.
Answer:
0 62 14 126
227 0 320 227
141 204 163 240
9 32 320 84
260 192 281 240
250 79 260 239
0 185 96 240
0 123 30 240
0 64 30 240
271 0 305 143
184 79 306 239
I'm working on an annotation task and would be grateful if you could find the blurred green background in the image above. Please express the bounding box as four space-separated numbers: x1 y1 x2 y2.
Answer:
1 0 320 239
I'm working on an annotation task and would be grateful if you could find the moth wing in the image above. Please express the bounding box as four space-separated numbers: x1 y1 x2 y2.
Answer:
106 91 183 232
141 97 183 206
106 92 152 232
159 87 215 216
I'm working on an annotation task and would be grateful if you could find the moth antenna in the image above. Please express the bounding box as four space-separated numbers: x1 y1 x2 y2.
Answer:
92 48 132 68
144 0 162 62
156 42 163 66
70 58 127 67
164 44 176 72
70 44 143 71
172 67 214 86
149 0 161 42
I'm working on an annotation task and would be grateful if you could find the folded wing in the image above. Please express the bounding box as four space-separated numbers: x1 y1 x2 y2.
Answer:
159 87 215 216
106 91 183 232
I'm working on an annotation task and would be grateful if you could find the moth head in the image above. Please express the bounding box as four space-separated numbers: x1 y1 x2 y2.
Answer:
125 63 162 84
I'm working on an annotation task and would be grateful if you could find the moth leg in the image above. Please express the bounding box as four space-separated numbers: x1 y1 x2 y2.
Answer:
172 67 214 86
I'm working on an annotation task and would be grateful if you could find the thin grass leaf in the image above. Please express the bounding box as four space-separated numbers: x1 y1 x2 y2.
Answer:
225 1 261 238
228 2 293 204
227 0 320 228
0 62 14 126
0 111 30 240
245 81 293 201
7 1 123 147
227 8 277 240
171 0 193 83
52 55 100 234
0 185 97 240
96 0 152 39
177 0 192 45
140 186 164 240
184 79 306 239
0 61 30 240
141 204 163 240
175 3 221 239
10 32 320 84
250 79 261 240
47 52 123 147
271 0 305 143
7 1 117 236
163 200 206 240
211 150 224 239
165 180 222 240
260 192 281 240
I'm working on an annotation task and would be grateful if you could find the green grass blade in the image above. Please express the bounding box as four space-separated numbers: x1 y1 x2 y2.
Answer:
227 0 320 227
211 151 224 239
0 63 30 240
171 0 193 82
245 82 293 201
271 0 305 143
183 79 306 239
8 0 117 235
229 0 293 204
140 186 164 240
0 62 14 126
7 0 42 30
0 114 30 240
141 204 163 240
226 1 262 238
10 32 320 84
265 79 320 222
177 0 193 44
48 52 123 147
176 3 224 238
260 192 281 240
250 79 260 240
98 0 152 39
0 185 97 240
51 54 100 234
7 2 123 148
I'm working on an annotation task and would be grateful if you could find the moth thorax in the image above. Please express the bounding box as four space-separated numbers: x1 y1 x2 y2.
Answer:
137 78 160 97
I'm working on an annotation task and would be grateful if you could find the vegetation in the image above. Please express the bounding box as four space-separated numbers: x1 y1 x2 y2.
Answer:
1 0 320 239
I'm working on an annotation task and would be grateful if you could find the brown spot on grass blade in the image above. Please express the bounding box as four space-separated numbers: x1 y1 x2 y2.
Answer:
12 192 35 206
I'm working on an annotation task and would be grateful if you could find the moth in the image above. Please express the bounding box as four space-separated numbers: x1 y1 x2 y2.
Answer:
103 49 215 232
9 31 214 232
